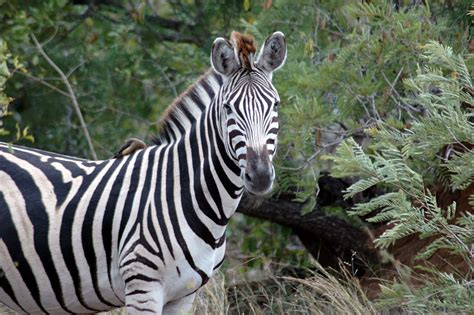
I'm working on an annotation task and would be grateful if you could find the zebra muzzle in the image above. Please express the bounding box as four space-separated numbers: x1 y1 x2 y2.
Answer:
243 146 275 195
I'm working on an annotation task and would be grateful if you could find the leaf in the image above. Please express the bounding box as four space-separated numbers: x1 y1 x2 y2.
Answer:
243 0 250 11
300 196 316 215
15 123 20 140
304 38 314 58
24 135 34 143
0 60 9 77
31 55 39 66
22 126 29 137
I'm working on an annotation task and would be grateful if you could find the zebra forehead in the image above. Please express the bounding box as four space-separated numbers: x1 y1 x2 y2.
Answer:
242 75 275 97
228 85 274 105
230 71 273 92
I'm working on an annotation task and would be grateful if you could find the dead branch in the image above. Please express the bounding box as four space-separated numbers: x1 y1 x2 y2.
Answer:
237 190 378 272
17 71 70 98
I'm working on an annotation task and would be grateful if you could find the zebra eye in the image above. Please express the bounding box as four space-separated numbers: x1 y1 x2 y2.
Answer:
274 101 280 110
224 103 232 115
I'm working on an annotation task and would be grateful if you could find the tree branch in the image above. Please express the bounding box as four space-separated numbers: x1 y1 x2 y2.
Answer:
148 31 202 46
237 193 377 271
31 34 98 160
145 15 186 30
17 72 70 98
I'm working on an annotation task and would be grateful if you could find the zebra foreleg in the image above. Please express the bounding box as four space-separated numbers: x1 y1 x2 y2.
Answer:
163 293 196 315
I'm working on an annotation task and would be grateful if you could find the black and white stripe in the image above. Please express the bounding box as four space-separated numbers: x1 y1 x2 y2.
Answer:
0 31 286 314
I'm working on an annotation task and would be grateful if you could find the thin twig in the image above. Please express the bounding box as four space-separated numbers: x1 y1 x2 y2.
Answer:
140 41 179 98
381 68 422 117
40 26 59 48
105 106 155 126
17 71 70 98
31 34 97 160
156 64 178 98
66 58 85 78
369 93 381 120
281 126 369 171
315 6 344 34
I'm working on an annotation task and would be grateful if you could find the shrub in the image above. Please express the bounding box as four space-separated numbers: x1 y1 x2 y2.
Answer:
330 41 473 314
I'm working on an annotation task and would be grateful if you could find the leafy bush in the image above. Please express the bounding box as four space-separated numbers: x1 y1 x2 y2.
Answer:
0 0 247 157
330 41 473 314
0 39 33 144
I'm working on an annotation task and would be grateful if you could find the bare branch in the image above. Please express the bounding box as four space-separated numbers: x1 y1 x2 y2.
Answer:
31 34 98 160
17 72 70 98
66 58 85 78
281 126 369 171
381 68 422 117
145 15 186 30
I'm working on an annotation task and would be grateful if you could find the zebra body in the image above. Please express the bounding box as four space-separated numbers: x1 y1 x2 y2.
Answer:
0 31 286 314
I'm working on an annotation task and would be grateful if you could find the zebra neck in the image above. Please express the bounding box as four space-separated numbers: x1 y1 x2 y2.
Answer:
152 70 243 240
202 95 244 222
175 83 243 238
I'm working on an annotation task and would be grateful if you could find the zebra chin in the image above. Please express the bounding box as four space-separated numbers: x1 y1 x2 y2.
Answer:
243 178 275 195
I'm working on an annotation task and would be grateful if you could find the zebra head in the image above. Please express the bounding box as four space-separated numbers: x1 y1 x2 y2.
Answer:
211 31 287 195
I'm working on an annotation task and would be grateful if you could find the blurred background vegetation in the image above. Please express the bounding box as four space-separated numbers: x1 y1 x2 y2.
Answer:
1 0 473 313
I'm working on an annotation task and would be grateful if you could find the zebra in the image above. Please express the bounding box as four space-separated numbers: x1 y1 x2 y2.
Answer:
0 30 287 314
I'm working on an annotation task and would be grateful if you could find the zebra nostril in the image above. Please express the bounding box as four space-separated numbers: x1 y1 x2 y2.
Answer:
245 172 252 182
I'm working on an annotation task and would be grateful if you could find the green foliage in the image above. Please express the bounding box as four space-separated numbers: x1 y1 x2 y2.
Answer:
0 40 13 107
331 42 473 253
330 42 473 313
236 1 473 294
259 0 472 212
227 215 310 271
0 38 33 143
444 150 474 190
377 268 474 313
0 0 247 157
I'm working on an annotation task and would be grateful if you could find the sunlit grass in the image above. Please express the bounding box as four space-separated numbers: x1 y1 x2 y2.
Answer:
0 305 15 314
193 262 376 315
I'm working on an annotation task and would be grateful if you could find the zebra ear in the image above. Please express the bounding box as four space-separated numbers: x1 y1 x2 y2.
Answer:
211 38 240 77
256 31 287 74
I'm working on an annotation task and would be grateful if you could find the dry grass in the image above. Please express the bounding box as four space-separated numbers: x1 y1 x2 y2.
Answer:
193 272 229 314
0 304 15 314
278 264 377 315
193 262 376 315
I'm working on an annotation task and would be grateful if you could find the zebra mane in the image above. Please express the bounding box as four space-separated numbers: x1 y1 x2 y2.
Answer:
152 70 223 145
230 31 257 70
